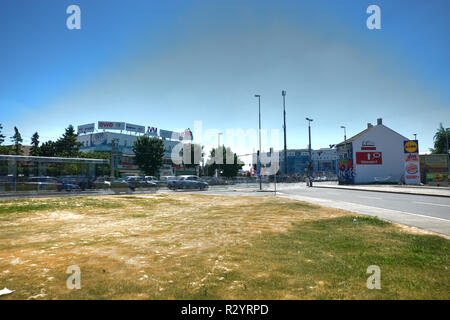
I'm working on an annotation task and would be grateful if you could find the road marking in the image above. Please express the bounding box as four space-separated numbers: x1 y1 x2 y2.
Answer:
413 201 450 208
277 192 450 222
356 196 382 200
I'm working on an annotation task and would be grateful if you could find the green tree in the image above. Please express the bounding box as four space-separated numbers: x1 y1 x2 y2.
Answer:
0 123 10 154
0 123 5 145
39 141 57 157
55 125 82 157
30 132 40 156
207 146 243 177
430 123 450 154
132 136 165 176
10 126 23 155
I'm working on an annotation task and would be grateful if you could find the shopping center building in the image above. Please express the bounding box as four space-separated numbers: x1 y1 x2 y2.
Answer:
76 121 198 176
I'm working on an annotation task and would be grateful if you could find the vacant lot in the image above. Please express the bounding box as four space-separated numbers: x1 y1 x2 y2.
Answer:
0 194 448 299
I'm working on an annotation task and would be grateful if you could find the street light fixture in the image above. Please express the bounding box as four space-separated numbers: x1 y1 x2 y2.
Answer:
413 133 417 140
255 94 262 191
340 126 347 143
306 118 313 186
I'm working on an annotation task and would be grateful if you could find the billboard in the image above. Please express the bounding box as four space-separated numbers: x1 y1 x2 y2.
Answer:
98 121 125 130
77 123 95 134
160 129 180 140
147 126 158 136
356 152 382 165
404 140 420 184
125 123 145 134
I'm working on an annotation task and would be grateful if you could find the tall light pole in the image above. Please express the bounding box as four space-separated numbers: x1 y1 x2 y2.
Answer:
218 132 222 149
255 94 262 190
446 128 449 175
306 118 313 186
282 90 287 176
413 133 417 140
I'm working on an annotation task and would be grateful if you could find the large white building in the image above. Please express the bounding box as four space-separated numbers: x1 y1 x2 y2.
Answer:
76 122 197 176
335 118 411 184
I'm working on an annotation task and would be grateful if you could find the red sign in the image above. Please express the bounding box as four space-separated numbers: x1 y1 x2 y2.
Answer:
356 152 382 165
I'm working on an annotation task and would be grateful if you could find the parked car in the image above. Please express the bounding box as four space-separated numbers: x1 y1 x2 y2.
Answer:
20 176 62 192
125 176 158 190
167 175 208 190
58 177 84 192
144 176 161 186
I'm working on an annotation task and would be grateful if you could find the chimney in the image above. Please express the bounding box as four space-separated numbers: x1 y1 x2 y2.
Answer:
367 123 373 129
377 118 383 125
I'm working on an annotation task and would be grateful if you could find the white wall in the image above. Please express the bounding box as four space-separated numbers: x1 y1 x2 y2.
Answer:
352 125 407 184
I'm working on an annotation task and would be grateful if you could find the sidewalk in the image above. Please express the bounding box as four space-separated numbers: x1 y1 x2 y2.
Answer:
313 182 450 197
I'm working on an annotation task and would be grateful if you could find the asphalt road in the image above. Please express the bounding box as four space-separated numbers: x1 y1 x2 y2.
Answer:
280 186 450 221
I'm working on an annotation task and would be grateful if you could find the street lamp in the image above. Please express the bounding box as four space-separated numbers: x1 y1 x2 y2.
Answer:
413 133 417 140
255 94 262 190
306 118 313 186
282 90 287 176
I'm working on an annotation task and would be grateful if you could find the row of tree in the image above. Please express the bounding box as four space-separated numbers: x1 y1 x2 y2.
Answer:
131 136 244 177
0 124 108 159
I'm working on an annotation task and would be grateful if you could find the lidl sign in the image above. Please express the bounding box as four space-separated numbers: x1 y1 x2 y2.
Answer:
404 140 418 153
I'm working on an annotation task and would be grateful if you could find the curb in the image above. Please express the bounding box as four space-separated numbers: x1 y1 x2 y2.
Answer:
313 185 450 198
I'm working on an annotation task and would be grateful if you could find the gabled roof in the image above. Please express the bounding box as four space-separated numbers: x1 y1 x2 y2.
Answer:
335 124 408 147
335 126 374 147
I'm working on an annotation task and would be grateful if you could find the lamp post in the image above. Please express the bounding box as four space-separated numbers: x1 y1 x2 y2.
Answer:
218 132 222 149
413 133 417 140
306 118 313 186
446 128 449 175
282 90 287 176
255 94 262 191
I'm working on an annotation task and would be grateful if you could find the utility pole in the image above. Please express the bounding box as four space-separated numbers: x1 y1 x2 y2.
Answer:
255 94 262 191
282 90 287 176
110 139 115 178
306 118 313 187
110 139 118 178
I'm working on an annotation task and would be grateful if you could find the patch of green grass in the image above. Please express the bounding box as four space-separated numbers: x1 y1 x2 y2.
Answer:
218 216 449 299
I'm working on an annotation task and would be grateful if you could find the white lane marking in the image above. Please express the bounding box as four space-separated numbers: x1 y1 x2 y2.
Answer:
277 192 450 222
356 196 382 200
414 201 450 208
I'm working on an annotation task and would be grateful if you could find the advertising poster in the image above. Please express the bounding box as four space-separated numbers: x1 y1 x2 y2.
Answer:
404 140 420 185
98 121 125 130
77 123 95 134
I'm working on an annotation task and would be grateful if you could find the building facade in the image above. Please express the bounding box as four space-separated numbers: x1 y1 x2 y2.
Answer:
76 122 198 176
335 118 411 184
252 148 338 176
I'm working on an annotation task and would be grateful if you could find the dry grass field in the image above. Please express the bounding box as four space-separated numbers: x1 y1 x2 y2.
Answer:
0 193 448 299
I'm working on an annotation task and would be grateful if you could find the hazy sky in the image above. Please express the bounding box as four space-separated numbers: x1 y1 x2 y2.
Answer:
0 0 449 163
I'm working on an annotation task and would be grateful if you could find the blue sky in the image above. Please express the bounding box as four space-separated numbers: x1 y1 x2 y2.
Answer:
0 0 449 162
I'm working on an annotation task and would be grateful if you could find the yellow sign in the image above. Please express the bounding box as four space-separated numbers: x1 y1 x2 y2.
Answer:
404 140 418 153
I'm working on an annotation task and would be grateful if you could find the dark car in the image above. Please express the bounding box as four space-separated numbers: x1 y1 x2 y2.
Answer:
21 176 62 192
167 175 208 191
